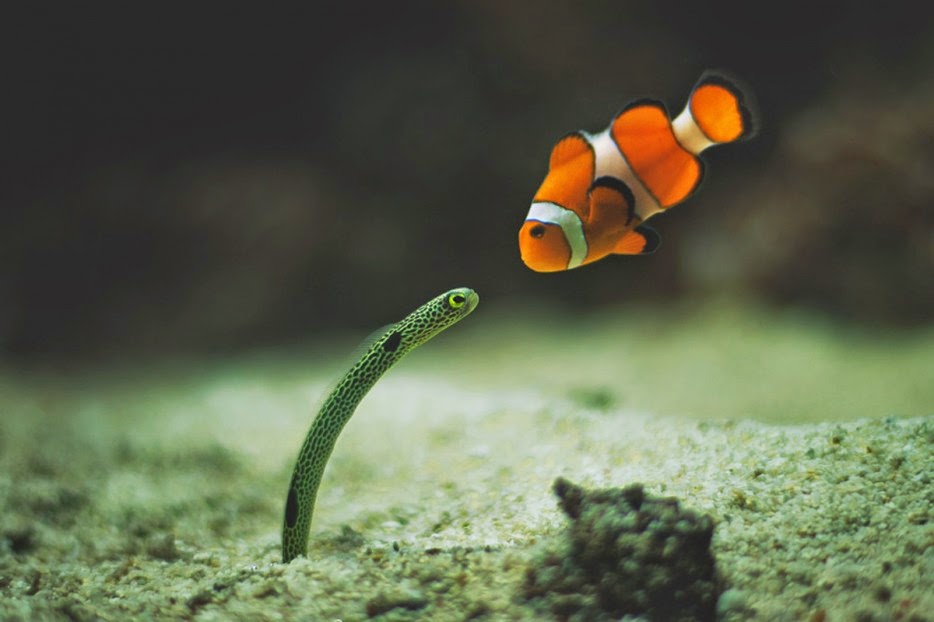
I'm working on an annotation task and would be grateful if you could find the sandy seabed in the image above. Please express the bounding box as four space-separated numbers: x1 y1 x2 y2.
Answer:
2 305 932 621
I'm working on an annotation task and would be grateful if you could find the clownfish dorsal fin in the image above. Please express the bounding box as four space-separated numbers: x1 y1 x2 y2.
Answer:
548 132 591 171
613 225 661 255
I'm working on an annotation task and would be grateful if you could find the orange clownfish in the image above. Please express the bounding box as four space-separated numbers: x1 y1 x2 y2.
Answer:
519 72 755 272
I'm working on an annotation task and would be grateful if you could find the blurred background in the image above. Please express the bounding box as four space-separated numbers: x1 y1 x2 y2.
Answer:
2 1 932 366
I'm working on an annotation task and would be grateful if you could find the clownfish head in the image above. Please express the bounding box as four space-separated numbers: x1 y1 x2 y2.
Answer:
518 220 573 272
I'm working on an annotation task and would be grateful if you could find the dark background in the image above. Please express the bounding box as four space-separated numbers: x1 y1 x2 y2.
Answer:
3 2 932 364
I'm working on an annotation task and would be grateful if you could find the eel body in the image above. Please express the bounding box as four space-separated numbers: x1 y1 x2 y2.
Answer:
282 287 479 562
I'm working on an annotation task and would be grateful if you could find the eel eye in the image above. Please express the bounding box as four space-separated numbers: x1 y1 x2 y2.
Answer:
529 225 546 238
448 293 466 309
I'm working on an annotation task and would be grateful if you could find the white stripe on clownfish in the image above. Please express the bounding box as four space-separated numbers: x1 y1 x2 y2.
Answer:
582 129 663 222
526 201 588 269
671 106 717 155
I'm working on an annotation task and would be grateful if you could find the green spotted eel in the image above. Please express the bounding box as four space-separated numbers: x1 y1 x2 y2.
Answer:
282 287 479 562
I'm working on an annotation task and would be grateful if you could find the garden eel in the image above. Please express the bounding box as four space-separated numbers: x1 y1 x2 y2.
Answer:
282 287 479 562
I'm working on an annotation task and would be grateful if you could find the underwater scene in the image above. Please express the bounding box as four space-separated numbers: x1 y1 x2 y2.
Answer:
2 3 932 621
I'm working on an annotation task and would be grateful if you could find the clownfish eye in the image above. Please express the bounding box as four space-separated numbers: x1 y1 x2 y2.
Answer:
448 293 466 309
529 225 546 238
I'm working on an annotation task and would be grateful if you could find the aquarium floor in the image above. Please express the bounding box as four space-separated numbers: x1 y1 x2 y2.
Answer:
2 304 932 621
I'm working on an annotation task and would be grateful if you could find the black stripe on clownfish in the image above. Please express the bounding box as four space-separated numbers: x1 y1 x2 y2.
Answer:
618 97 667 115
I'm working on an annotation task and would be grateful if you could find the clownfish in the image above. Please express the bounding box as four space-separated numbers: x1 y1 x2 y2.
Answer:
519 72 755 272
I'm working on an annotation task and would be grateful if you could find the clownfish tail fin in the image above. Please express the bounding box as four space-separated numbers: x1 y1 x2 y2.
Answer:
673 70 757 154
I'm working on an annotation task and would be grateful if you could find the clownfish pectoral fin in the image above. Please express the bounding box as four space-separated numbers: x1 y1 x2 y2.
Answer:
548 132 592 171
589 176 636 225
675 72 757 152
613 225 661 255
